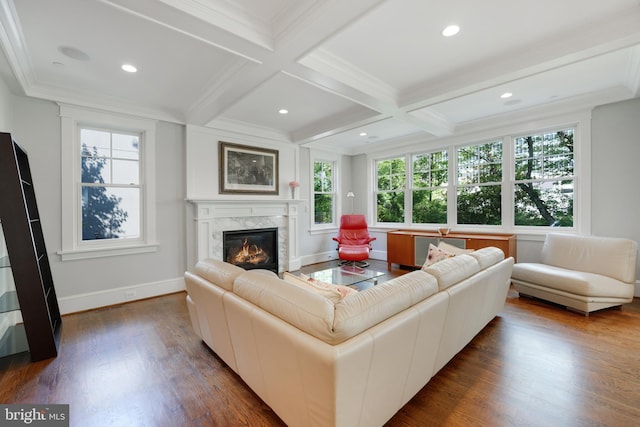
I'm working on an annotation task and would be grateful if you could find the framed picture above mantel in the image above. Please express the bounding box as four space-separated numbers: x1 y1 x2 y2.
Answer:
219 141 279 195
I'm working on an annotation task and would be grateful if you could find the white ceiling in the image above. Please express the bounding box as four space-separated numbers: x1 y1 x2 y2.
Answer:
1 0 639 154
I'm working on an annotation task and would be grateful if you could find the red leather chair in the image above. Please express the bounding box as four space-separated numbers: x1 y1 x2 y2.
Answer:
332 214 376 268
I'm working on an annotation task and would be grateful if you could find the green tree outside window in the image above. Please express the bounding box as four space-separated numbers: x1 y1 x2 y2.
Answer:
376 157 405 223
314 161 334 224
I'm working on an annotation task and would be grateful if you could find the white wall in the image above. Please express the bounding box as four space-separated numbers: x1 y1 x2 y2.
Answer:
185 124 302 268
12 96 187 313
185 124 298 200
297 147 358 265
591 97 640 294
0 74 13 131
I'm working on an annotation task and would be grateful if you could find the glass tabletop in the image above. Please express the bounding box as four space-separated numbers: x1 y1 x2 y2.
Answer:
307 265 386 287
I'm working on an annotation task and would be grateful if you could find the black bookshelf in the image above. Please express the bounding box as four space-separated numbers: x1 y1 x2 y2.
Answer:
0 132 61 361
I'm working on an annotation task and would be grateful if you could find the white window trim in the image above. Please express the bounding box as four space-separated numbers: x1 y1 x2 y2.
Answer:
309 150 340 231
58 104 158 261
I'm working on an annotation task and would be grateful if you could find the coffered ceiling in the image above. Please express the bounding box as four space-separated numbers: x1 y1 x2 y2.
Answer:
1 0 639 154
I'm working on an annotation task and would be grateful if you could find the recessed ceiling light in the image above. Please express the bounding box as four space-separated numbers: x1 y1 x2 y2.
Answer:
359 132 367 137
442 25 460 37
500 92 513 99
121 64 137 73
278 109 289 114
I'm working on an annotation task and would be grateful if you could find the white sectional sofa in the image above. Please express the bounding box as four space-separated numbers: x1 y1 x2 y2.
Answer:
185 247 514 427
511 233 638 315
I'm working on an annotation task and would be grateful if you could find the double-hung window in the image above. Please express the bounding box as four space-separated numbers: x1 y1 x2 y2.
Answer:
375 157 406 223
411 150 448 224
456 140 503 225
59 105 157 260
80 128 141 241
513 129 574 227
313 160 335 225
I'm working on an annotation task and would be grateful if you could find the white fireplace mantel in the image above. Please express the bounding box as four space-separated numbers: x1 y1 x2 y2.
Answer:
187 199 304 272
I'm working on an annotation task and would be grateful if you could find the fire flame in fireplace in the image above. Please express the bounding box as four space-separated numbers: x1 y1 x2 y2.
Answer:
231 237 270 265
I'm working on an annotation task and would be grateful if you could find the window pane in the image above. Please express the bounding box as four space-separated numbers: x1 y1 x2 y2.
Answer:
543 154 573 178
314 194 333 224
81 128 110 157
458 141 502 184
112 159 139 185
81 153 109 184
413 171 430 187
377 158 405 191
377 174 390 191
479 163 501 183
377 192 404 223
112 133 139 160
412 189 447 223
515 158 543 180
514 180 573 226
82 186 140 240
457 185 501 225
432 167 448 186
314 161 333 193
412 150 448 188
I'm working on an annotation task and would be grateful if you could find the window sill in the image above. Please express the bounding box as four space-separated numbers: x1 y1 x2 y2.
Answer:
309 226 338 235
57 243 159 261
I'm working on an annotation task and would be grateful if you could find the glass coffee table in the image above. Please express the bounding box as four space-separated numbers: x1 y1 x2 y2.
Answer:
307 265 386 290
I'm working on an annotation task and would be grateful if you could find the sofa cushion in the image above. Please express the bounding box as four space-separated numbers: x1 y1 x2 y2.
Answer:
332 270 439 344
512 263 634 299
469 247 505 270
195 258 245 291
422 254 481 291
233 270 336 341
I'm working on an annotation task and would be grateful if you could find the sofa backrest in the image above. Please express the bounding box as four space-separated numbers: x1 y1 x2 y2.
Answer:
233 269 439 345
422 254 481 291
541 233 638 284
332 270 438 343
195 258 245 291
233 270 337 342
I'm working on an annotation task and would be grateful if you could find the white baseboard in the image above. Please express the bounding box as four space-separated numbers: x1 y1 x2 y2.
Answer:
299 251 339 269
58 277 185 315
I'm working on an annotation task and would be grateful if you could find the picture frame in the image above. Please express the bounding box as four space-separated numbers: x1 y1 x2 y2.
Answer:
219 141 279 195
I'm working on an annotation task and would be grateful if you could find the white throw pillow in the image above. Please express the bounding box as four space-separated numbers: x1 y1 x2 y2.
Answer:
438 241 475 256
422 243 455 268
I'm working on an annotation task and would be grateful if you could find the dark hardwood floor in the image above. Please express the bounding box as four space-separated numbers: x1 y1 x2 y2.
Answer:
1 260 639 426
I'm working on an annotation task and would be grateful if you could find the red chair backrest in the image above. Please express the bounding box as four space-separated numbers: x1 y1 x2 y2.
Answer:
336 215 371 245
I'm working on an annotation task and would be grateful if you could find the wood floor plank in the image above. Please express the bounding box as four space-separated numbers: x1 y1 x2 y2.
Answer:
1 259 639 426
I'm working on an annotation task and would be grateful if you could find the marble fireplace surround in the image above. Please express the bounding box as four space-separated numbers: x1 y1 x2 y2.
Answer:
188 199 302 273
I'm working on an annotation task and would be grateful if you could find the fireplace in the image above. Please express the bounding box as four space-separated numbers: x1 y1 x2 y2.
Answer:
223 227 278 273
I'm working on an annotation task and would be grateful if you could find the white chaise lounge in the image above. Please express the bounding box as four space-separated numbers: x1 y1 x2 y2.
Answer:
511 233 638 315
